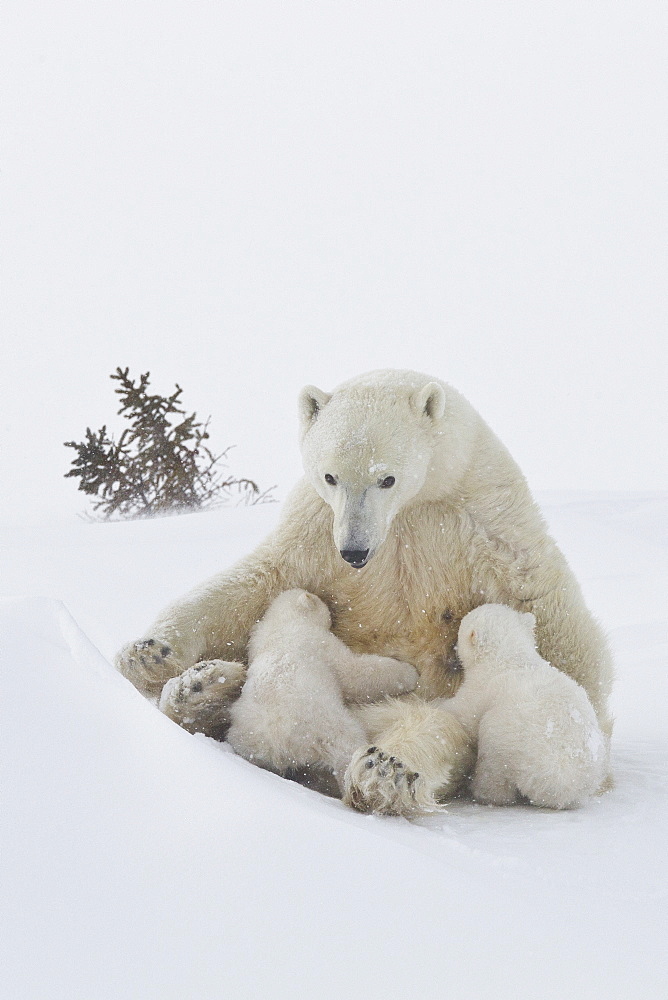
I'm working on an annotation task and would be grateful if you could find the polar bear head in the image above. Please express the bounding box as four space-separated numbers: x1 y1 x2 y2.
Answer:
457 604 537 666
299 370 451 568
261 589 332 631
249 589 332 659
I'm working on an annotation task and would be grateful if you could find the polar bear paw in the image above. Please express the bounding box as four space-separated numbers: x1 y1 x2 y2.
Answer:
115 638 183 696
159 659 246 738
342 746 442 817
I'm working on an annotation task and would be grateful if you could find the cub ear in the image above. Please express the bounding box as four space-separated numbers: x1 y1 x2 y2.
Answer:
412 381 446 422
297 591 319 611
468 628 477 645
299 385 332 433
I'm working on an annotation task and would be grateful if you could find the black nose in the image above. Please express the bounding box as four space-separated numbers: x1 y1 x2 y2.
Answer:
340 549 370 568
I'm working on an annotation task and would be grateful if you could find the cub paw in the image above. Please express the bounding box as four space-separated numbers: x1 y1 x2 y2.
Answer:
342 746 441 817
159 659 246 738
115 638 182 696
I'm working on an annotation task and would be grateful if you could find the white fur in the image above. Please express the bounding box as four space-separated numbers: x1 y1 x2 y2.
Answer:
159 659 246 738
449 604 608 808
226 590 418 792
117 370 614 816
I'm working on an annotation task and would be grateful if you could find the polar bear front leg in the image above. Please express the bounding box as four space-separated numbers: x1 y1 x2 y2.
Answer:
159 659 246 738
334 653 419 703
115 549 286 696
343 698 475 816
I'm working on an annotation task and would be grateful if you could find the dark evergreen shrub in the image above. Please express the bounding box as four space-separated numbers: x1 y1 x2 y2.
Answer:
65 368 273 519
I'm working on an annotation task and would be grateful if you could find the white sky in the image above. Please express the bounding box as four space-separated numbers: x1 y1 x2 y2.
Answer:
1 1 666 522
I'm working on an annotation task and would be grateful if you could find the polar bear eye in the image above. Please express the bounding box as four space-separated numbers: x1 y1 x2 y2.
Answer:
379 476 396 489
324 474 336 486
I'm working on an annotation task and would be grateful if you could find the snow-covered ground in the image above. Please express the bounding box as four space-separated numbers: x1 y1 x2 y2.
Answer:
1 491 666 999
2 1 666 996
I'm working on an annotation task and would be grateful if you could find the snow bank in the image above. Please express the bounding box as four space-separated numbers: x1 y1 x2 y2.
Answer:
1 493 666 998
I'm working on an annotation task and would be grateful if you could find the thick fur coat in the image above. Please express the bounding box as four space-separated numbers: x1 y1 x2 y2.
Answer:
226 589 418 793
447 604 607 808
118 370 613 815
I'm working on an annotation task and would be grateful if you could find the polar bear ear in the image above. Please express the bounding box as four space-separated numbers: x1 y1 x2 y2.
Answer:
297 591 318 611
412 382 446 422
297 591 331 626
299 385 332 433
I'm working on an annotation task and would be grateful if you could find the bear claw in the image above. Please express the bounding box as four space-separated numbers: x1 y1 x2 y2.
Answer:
343 747 439 817
115 638 179 695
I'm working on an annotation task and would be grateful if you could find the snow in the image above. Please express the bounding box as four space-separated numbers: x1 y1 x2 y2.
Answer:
1 0 667 995
1 1 667 528
1 492 667 999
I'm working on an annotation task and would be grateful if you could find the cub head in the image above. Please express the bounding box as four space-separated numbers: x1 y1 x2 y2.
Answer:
249 589 331 660
457 604 537 662
267 589 332 629
299 370 447 568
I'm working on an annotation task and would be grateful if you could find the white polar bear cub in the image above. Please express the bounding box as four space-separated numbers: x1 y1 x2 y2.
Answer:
226 589 419 793
449 604 607 809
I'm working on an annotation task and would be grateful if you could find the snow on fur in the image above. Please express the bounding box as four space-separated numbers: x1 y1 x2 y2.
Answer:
450 604 607 808
2 492 667 1000
227 588 417 790
117 371 613 816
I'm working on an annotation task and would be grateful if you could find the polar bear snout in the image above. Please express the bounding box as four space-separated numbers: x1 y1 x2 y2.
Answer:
340 548 370 568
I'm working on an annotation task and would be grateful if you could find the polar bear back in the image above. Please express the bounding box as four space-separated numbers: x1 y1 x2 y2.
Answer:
227 589 368 781
452 604 607 807
237 589 349 729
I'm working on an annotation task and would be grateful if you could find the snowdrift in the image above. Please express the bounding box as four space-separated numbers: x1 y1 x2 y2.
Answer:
1 494 667 999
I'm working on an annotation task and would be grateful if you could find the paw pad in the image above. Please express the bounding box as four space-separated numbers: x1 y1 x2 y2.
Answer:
343 746 435 817
116 638 178 695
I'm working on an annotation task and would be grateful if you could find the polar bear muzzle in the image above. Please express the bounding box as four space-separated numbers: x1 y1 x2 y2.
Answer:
340 548 370 568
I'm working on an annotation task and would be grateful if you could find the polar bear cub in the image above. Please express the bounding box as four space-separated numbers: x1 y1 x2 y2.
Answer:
226 589 419 793
449 604 607 809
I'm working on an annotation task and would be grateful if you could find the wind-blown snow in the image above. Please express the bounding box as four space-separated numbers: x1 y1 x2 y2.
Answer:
1 492 666 999
1 1 666 526
2 2 666 994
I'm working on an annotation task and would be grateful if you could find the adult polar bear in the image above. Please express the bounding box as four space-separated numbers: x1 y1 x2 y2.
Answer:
117 370 613 815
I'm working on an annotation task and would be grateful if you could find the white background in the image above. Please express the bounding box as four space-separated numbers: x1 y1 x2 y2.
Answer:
1 6 667 998
2 1 666 523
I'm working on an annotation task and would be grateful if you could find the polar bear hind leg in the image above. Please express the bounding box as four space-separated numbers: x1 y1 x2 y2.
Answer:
468 711 520 805
228 695 368 795
471 763 518 806
473 702 607 810
343 697 475 816
159 659 246 738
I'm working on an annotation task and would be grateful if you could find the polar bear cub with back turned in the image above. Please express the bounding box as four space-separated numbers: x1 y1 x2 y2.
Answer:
449 604 607 809
226 589 418 793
